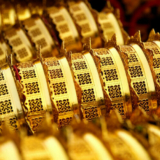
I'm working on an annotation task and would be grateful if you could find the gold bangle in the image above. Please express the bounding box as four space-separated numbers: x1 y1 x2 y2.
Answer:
14 60 52 133
4 25 34 62
119 43 157 112
22 15 59 57
42 55 79 127
70 51 105 120
46 5 82 52
68 0 102 48
92 47 132 118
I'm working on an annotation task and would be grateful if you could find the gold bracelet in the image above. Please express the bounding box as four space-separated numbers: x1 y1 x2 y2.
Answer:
143 30 160 107
13 59 52 133
68 0 102 48
22 15 59 58
42 54 79 127
92 47 132 118
4 25 34 62
46 4 82 52
70 51 105 120
119 36 157 112
0 44 23 133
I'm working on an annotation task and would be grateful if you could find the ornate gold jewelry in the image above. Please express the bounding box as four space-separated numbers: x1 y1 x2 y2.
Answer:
4 25 34 62
68 0 102 48
0 44 22 132
42 54 79 127
22 14 58 57
45 4 82 52
118 34 157 112
142 30 160 107
92 47 132 118
13 60 52 133
70 51 105 120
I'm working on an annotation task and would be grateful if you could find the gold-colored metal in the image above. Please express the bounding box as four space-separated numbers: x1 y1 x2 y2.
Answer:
22 15 58 57
92 47 132 118
42 55 79 127
0 45 22 132
46 5 82 52
4 25 34 62
70 50 105 120
14 60 52 133
68 0 102 48
118 32 157 112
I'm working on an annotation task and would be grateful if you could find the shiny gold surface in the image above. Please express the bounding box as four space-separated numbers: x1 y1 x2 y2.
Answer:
68 1 102 48
43 56 79 127
71 51 105 120
93 48 132 118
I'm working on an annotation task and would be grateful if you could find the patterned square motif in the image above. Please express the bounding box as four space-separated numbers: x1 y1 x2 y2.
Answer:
30 28 41 37
46 60 60 66
48 69 63 79
29 98 43 112
17 48 29 59
10 116 18 130
81 23 91 34
129 66 143 78
133 81 147 95
153 58 160 68
54 15 65 23
25 82 40 94
0 72 4 81
22 70 36 79
82 89 96 102
73 61 87 70
56 99 71 113
83 106 99 120
0 84 8 96
36 38 47 49
102 69 118 81
59 117 72 127
29 116 43 132
53 82 67 95
11 38 22 47
75 13 86 21
77 73 92 85
128 54 138 63
152 47 160 55
58 24 70 33
138 99 149 111
100 57 114 66
0 100 13 115
107 85 122 98
156 73 160 85
111 103 124 115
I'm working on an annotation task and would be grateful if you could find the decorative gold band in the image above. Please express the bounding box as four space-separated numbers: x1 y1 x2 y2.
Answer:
120 44 157 111
93 48 132 117
68 1 102 48
71 51 105 120
14 60 52 133
46 6 82 51
43 56 79 127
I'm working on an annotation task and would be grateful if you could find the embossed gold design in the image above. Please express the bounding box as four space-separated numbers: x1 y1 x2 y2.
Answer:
68 1 102 48
93 48 132 117
23 16 57 57
47 6 82 51
71 52 105 120
5 27 33 62
43 57 78 127
120 45 157 111
16 61 51 132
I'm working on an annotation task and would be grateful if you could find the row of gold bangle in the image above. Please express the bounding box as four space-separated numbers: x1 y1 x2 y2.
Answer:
0 0 160 134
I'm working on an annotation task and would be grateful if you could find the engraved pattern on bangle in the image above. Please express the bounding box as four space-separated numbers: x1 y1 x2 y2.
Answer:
43 57 76 127
17 61 47 132
120 45 151 111
71 53 102 120
5 28 33 62
23 16 55 57
93 48 128 117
